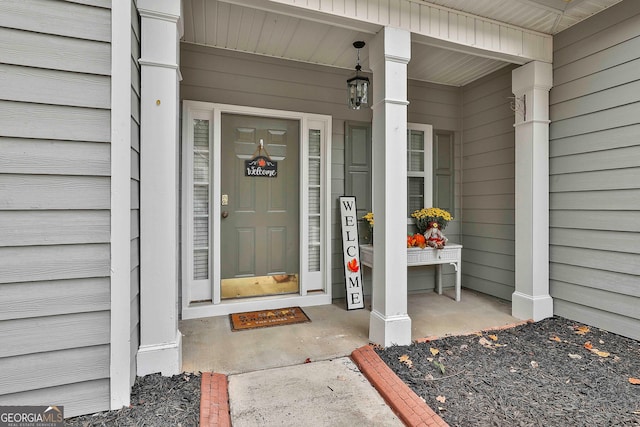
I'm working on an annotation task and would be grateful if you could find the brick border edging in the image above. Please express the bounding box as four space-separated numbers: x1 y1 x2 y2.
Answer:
200 372 231 427
351 320 533 426
351 345 448 427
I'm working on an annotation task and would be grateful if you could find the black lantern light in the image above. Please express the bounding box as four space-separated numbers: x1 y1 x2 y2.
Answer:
347 41 369 110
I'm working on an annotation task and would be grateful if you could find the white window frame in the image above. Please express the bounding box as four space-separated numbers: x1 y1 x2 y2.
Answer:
406 123 433 224
181 101 332 319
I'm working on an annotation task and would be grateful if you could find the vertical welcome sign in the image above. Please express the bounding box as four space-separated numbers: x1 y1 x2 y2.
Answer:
339 196 365 310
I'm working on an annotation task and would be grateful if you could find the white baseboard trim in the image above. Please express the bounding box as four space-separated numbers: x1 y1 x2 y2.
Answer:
136 331 183 376
369 310 412 347
512 291 553 322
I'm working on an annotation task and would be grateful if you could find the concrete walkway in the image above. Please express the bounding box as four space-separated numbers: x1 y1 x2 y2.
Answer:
185 290 521 426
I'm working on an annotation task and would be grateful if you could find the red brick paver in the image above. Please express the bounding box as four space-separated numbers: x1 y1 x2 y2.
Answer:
351 345 449 427
200 372 231 427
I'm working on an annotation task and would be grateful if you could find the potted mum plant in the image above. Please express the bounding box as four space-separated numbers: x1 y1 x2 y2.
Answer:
411 208 453 249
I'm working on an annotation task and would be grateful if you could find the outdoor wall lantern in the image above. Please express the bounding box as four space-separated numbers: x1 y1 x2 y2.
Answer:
347 41 369 110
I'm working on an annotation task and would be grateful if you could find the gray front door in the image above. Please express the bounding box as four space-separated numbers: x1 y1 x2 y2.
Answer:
220 114 300 297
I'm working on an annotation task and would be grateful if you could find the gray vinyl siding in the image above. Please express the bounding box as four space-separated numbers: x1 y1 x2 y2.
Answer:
407 80 463 292
0 0 112 417
130 0 141 387
179 43 463 299
550 0 640 340
461 65 518 301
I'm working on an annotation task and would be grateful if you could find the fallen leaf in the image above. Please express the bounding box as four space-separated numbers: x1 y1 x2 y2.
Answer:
425 373 434 381
474 332 483 336
460 344 468 350
530 361 539 368
584 341 593 350
478 337 492 348
399 354 413 368
568 353 582 360
592 349 610 358
304 358 311 363
488 335 498 341
599 339 605 344
550 336 561 342
574 325 590 335
509 368 517 373
433 360 446 374
427 357 434 362
628 377 640 385
430 347 440 356
436 395 446 403
336 375 346 381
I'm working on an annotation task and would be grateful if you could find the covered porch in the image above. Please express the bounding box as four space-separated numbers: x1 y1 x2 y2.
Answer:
180 289 518 373
135 0 558 376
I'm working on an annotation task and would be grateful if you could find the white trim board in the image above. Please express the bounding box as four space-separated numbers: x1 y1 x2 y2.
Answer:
110 0 132 410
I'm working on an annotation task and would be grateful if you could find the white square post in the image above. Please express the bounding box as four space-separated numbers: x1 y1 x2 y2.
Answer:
136 0 183 376
512 61 554 321
368 27 412 347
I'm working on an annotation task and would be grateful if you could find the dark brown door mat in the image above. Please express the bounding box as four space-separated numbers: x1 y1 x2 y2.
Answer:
229 307 311 331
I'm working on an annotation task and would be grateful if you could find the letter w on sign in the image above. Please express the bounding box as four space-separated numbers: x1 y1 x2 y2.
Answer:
340 196 364 310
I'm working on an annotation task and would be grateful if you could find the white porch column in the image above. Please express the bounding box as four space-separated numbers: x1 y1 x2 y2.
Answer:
136 0 183 376
512 61 554 321
369 27 412 347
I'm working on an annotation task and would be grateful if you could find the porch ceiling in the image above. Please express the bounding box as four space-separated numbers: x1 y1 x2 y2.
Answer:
181 0 622 86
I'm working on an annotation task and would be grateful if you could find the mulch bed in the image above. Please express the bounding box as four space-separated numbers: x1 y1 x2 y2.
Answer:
375 317 640 426
65 372 200 426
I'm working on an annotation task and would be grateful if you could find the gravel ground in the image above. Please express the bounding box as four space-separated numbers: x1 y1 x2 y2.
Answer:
65 372 200 426
376 317 640 426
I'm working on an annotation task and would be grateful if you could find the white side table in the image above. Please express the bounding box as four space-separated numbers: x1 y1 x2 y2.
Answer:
360 243 463 301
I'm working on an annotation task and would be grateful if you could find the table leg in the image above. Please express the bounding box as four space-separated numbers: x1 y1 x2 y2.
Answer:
455 262 461 302
436 264 442 295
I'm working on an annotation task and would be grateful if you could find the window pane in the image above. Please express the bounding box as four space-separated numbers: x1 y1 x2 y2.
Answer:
194 249 208 280
309 158 320 185
410 131 424 150
309 130 321 156
408 177 424 215
308 245 320 271
408 152 424 172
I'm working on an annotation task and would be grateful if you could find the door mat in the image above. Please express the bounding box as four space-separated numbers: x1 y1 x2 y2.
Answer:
229 307 310 331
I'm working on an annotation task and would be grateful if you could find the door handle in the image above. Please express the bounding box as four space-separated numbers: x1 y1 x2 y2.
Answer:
221 211 229 219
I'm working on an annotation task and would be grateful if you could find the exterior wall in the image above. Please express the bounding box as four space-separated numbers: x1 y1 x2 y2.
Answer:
407 80 463 292
130 0 141 388
0 0 112 417
461 65 518 301
549 0 640 340
179 43 463 299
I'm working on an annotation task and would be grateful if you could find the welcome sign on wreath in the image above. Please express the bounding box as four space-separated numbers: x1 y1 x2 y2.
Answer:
339 196 365 310
245 155 277 177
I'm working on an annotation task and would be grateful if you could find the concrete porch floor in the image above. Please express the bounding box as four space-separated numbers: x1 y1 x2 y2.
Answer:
180 288 520 374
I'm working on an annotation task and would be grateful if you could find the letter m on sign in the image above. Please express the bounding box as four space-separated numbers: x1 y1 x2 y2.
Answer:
339 196 364 310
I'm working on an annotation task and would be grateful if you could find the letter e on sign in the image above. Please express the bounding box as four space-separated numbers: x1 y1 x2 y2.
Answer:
339 196 364 310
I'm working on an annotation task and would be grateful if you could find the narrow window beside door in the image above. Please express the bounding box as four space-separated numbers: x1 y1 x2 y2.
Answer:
193 119 210 280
